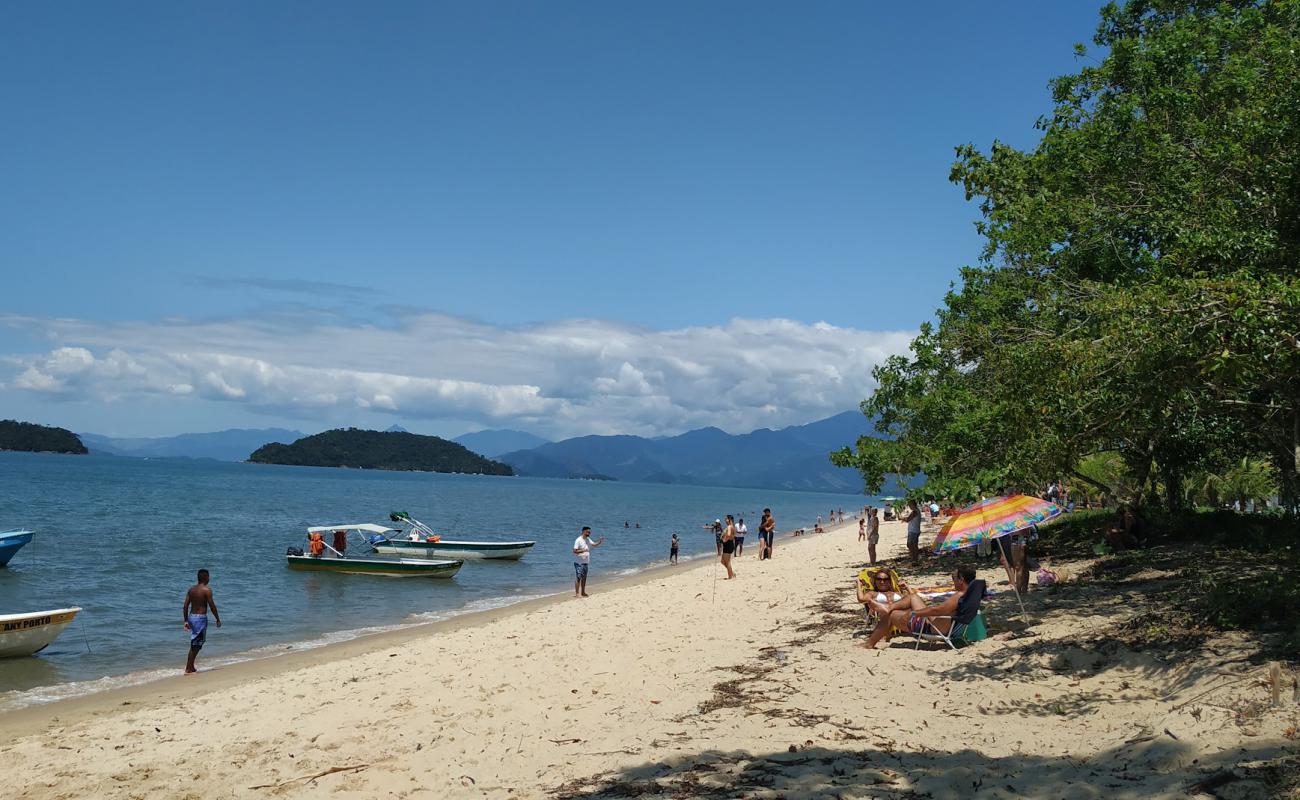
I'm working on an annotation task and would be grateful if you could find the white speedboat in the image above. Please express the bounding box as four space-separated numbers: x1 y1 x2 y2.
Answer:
0 607 81 658
379 512 535 561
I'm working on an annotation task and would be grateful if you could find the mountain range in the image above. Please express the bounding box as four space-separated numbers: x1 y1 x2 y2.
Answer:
80 428 305 461
452 429 550 458
72 412 885 494
487 411 880 493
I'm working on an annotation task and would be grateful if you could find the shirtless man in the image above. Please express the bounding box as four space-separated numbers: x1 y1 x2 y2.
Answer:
182 569 221 674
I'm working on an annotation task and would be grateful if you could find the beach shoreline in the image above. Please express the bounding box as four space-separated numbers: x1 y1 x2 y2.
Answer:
6 512 1294 799
0 515 847 739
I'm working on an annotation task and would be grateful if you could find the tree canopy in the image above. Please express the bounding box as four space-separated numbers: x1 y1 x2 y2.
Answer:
835 0 1300 512
0 419 88 455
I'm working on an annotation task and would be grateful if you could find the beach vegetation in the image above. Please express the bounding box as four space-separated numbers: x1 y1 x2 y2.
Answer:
834 0 1300 515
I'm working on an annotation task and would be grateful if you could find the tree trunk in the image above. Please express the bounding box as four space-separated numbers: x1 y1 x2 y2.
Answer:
1161 463 1185 514
1070 469 1112 498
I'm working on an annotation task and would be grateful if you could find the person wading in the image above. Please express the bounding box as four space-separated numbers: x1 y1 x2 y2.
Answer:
572 526 605 598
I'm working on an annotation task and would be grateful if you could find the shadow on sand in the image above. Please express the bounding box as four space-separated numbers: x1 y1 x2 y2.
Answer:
552 740 1298 799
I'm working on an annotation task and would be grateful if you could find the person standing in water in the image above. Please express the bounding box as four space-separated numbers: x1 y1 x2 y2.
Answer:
734 517 748 557
669 532 679 564
182 568 221 674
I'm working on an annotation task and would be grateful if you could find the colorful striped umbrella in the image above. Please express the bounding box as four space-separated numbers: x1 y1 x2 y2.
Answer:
932 494 1062 554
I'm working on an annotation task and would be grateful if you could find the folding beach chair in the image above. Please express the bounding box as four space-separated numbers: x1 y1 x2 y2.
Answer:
911 609 988 650
909 579 989 650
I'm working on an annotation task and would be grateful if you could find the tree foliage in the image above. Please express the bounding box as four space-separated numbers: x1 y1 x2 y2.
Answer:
835 0 1300 513
0 419 88 455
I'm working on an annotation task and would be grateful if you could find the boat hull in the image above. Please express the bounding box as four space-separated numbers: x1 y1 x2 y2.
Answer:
285 554 463 578
0 607 80 658
0 530 34 567
373 539 536 561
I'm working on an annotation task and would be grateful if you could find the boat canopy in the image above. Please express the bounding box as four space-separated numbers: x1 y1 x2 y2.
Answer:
306 523 397 535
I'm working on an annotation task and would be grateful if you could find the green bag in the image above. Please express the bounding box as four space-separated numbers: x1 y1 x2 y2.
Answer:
961 610 988 643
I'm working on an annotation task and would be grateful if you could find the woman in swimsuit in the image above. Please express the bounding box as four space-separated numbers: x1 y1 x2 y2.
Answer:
720 514 737 580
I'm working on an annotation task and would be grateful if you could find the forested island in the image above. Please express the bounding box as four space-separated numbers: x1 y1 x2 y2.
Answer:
248 428 514 475
0 420 89 454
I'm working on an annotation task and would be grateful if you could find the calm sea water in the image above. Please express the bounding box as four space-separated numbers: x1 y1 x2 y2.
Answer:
0 452 869 709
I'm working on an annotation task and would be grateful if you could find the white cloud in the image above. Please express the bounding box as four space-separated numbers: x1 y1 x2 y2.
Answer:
0 311 913 438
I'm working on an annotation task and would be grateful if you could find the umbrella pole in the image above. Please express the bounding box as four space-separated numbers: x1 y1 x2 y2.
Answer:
1009 581 1030 627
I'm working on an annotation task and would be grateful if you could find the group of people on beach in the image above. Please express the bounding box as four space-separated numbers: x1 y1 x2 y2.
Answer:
706 509 777 579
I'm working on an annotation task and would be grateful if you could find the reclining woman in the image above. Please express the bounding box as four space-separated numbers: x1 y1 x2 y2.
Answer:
860 565 985 650
856 567 910 612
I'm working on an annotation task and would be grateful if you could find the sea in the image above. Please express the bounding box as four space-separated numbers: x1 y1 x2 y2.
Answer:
0 451 870 711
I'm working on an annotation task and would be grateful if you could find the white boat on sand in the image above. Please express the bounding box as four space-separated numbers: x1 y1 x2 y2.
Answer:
0 607 81 658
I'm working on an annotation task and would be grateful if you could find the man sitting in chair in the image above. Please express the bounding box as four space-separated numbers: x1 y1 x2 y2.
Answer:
860 565 985 650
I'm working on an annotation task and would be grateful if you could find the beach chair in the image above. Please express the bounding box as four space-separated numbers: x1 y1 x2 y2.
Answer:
909 579 988 650
911 609 988 650
859 568 910 633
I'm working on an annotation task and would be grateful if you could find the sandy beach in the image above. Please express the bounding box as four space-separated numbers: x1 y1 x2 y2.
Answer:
5 516 1296 799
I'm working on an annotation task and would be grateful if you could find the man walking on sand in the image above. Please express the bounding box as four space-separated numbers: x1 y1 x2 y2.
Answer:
867 507 881 565
572 526 605 597
902 499 922 566
182 568 221 674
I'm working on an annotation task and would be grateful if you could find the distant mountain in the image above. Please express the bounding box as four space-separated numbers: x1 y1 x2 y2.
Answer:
80 428 305 461
249 428 513 475
497 411 877 493
0 420 88 455
385 424 409 433
454 428 550 458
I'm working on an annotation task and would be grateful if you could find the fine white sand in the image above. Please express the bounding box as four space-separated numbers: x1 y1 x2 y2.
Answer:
3 515 1295 799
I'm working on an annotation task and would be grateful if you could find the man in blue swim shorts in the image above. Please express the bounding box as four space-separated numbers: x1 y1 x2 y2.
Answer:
183 568 222 674
572 526 605 598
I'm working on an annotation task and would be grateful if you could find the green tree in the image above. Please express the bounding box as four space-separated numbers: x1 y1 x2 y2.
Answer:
837 0 1300 514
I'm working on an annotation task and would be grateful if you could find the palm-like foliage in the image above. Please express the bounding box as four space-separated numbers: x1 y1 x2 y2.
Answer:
1201 458 1279 512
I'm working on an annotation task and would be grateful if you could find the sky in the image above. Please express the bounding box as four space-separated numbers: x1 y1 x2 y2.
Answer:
0 1 1104 440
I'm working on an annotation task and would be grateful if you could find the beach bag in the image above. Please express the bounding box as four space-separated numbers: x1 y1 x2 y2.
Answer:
962 611 988 643
1036 567 1058 587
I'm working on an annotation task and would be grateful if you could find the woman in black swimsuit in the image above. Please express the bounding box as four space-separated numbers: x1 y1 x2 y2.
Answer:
720 514 737 579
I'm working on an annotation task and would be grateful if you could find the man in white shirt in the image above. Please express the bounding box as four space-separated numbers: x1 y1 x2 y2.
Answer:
572 526 605 598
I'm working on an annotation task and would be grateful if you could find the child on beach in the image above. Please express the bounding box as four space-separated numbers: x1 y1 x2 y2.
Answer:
669 533 679 564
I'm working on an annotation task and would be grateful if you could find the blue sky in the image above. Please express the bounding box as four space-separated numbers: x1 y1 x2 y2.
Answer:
1 1 1104 439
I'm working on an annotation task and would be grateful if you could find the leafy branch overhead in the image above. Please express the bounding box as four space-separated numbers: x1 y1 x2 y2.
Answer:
835 0 1300 511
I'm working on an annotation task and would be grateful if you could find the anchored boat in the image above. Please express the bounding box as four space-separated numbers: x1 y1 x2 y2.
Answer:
375 512 536 561
286 524 463 578
0 607 81 658
0 529 34 567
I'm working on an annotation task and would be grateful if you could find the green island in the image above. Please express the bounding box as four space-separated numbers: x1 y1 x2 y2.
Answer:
247 428 514 475
0 419 89 455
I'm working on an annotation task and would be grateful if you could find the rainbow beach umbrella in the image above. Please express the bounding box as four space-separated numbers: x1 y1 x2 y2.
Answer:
933 494 1062 553
932 494 1062 625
